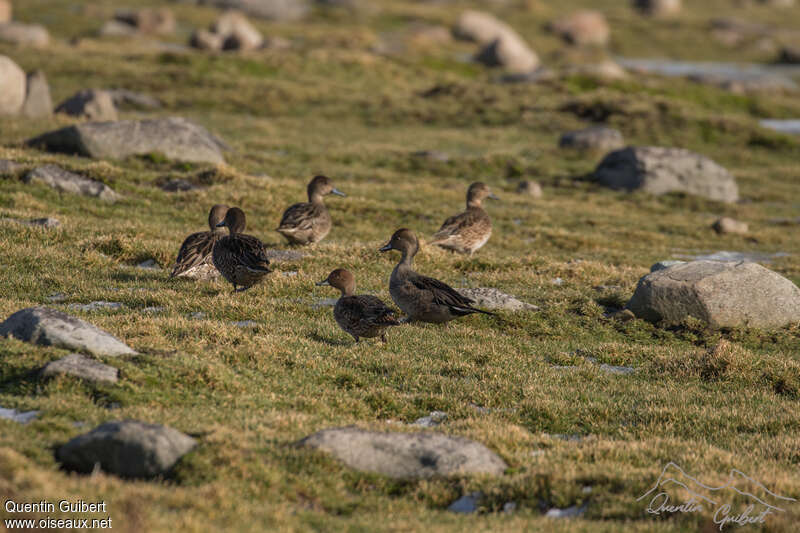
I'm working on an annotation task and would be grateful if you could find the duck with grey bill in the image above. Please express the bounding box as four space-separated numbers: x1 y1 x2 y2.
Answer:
276 175 346 245
170 204 229 280
316 268 401 343
379 228 495 323
212 207 272 293
429 182 498 256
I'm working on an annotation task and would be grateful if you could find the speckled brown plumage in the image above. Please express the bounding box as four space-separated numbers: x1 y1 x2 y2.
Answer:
317 269 400 343
171 204 229 280
430 182 497 255
277 175 345 245
380 229 494 323
212 208 272 292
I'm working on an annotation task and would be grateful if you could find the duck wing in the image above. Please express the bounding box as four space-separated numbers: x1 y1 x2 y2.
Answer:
278 202 318 232
227 234 272 272
431 209 486 242
410 274 494 316
171 231 217 277
351 295 401 326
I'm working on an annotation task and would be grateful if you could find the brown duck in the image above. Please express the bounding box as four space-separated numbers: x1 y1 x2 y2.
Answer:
276 175 345 245
170 204 229 280
379 228 494 323
316 268 401 343
212 207 272 292
429 182 498 255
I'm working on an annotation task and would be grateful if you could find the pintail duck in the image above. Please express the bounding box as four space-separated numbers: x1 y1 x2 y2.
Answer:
379 228 494 323
276 175 345 245
429 182 498 255
212 207 272 292
170 204 229 280
316 268 401 343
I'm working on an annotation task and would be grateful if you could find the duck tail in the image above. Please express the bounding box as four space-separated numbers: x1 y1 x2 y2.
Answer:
247 262 272 273
450 305 495 317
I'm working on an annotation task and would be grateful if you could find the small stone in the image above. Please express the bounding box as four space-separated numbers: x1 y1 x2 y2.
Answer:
47 293 67 302
107 89 162 110
0 22 50 47
453 10 515 45
67 301 125 312
516 180 542 198
141 306 165 314
136 259 160 270
0 407 39 424
214 11 264 52
231 320 257 328
55 89 118 122
99 20 138 37
457 287 538 311
503 502 518 513
611 309 636 322
599 364 635 375
191 28 224 51
21 70 53 118
545 502 588 518
188 312 206 319
412 411 448 427
475 33 540 74
0 217 61 228
41 353 119 384
552 278 564 286
160 179 199 192
634 0 682 17
559 126 624 152
448 492 482 514
650 260 686 272
712 217 748 235
24 165 119 202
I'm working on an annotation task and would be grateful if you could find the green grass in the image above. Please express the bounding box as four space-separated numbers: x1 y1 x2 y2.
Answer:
1 1 800 531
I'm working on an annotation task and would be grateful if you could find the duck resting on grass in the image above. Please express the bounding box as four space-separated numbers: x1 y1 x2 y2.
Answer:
379 228 494 323
212 207 272 293
276 175 346 245
429 182 498 256
170 204 229 280
316 268 401 343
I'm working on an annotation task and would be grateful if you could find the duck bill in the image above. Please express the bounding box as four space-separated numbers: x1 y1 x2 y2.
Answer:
315 280 330 286
378 242 392 252
488 193 500 201
331 188 346 197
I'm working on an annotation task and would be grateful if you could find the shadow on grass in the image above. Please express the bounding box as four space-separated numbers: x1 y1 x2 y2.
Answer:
308 331 352 347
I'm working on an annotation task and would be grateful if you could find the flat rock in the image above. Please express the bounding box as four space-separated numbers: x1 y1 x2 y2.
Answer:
599 364 635 375
55 89 118 122
137 259 160 270
0 55 25 115
0 407 39 424
67 301 125 312
560 126 624 152
594 146 739 203
56 420 196 479
27 117 227 164
545 502 588 518
0 306 137 357
297 427 507 479
458 287 538 311
712 217 748 235
0 217 61 228
22 70 52 118
41 353 119 384
23 165 119 202
231 320 257 328
627 261 800 328
0 22 50 47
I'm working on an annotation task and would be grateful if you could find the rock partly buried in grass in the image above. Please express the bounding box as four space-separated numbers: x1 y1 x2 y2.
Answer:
23 165 119 202
475 33 539 74
457 288 538 311
594 147 739 203
113 8 176 36
0 307 137 357
106 89 162 111
0 22 50 47
634 0 682 18
0 159 21 175
264 249 306 262
56 420 196 479
67 301 125 312
297 427 507 479
627 261 800 328
0 407 39 424
27 117 227 164
548 10 610 46
650 260 686 272
448 492 483 514
0 217 61 228
453 10 515 45
516 180 543 198
41 353 119 385
198 0 310 21
215 11 264 51
22 70 53 118
559 126 624 152
55 89 118 121
712 217 748 235
0 55 25 115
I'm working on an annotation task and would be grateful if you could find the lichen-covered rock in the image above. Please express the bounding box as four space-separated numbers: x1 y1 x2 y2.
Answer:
24 165 119 202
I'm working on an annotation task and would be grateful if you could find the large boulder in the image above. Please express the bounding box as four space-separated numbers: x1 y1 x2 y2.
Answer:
297 427 507 479
626 261 800 328
55 89 118 122
594 146 739 203
0 307 136 357
0 22 50 47
24 165 119 202
0 55 25 115
27 117 227 164
56 421 196 479
475 34 539 74
21 70 52 118
549 10 610 46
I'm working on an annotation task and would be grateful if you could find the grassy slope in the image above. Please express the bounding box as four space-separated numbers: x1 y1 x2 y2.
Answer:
1 0 799 531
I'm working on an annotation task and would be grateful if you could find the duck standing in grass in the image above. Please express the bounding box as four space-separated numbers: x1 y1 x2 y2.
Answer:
379 228 494 323
429 182 498 255
212 207 272 293
316 268 401 343
276 175 346 245
170 204 229 280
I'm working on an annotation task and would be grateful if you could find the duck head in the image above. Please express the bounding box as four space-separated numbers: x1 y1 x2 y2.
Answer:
208 204 229 231
316 268 356 296
308 175 346 203
379 228 419 259
216 207 247 234
467 182 499 208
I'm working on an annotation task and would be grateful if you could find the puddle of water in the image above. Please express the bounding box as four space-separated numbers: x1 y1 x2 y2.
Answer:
760 119 800 135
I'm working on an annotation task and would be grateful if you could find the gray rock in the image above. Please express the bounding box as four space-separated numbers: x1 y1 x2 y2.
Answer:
560 126 624 152
0 22 50 47
0 306 137 357
231 320 257 328
198 0 310 21
516 180 543 198
448 492 482 514
28 117 227 164
599 364 635 375
23 165 119 202
0 55 25 115
107 89 162 110
712 217 748 235
22 70 52 118
475 34 540 74
55 89 118 122
56 420 196 479
457 287 538 311
47 293 67 302
0 217 61 228
137 259 160 270
263 249 305 263
297 427 507 479
627 261 800 328
0 159 21 175
67 301 125 312
650 260 686 272
141 306 165 314
41 353 119 384
188 312 206 319
594 147 739 203
0 407 39 424
683 251 788 263
160 178 200 192
412 411 448 427
545 502 588 518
